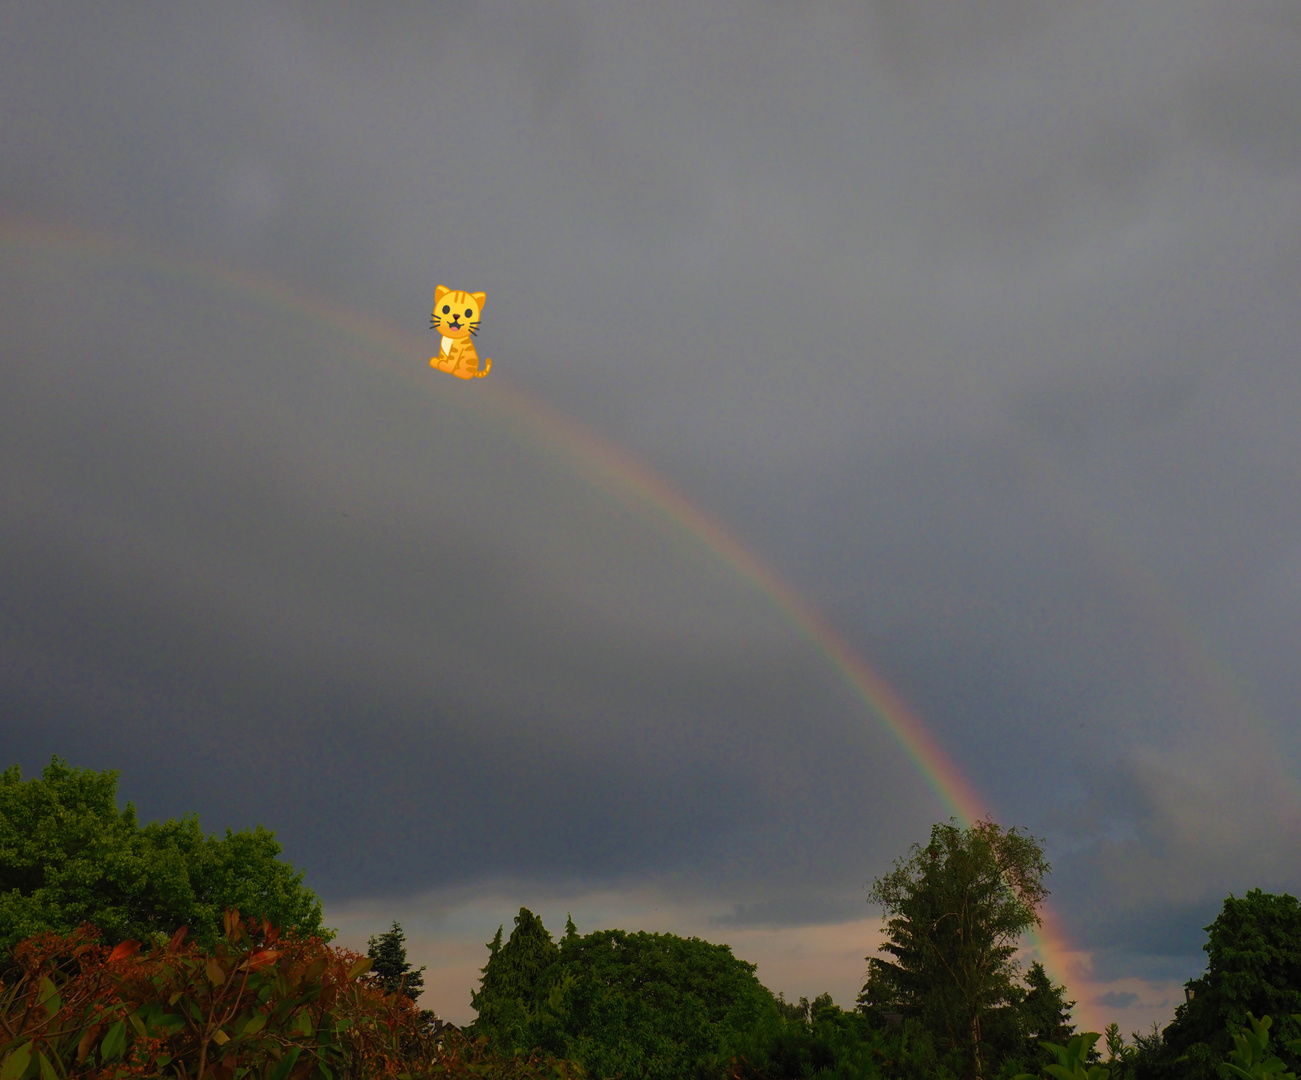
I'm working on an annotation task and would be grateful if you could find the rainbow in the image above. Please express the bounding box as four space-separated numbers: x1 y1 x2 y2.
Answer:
0 215 1097 1025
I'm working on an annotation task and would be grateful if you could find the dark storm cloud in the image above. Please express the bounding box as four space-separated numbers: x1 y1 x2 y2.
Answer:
1076 899 1225 987
4 0 1301 1031
0 247 934 903
712 895 867 929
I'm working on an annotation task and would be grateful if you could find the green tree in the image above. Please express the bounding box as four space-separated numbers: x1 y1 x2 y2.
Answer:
861 818 1052 1080
469 907 561 1049
0 757 330 956
1022 960 1076 1046
367 920 426 1001
1146 891 1301 1080
975 959 1075 1073
469 909 786 1080
549 925 781 1079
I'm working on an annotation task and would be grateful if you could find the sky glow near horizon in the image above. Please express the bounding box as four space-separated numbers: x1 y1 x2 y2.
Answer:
4 0 1301 1038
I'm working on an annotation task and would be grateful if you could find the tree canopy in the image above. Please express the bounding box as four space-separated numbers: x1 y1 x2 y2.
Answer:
0 757 330 956
1147 890 1301 1080
860 818 1051 1080
468 908 783 1080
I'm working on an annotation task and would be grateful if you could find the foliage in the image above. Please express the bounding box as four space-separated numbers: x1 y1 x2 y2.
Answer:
726 998 958 1080
469 909 791 1080
0 912 582 1080
1145 891 1301 1080
971 961 1077 1075
861 818 1051 1080
552 927 780 1080
772 992 836 1026
367 922 424 1002
1020 964 1075 1049
1012 1032 1108 1080
1220 1013 1297 1080
468 909 560 1053
0 758 330 958
1099 1024 1138 1080
1102 1021 1164 1080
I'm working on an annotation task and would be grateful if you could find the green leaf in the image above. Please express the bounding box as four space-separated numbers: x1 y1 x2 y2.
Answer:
0 1043 33 1080
127 1011 147 1038
241 1013 268 1037
35 1054 55 1080
269 1046 302 1080
154 1013 186 1034
36 977 60 1022
100 1020 127 1063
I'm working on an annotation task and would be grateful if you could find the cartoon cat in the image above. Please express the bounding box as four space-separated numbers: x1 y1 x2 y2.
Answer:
429 286 492 379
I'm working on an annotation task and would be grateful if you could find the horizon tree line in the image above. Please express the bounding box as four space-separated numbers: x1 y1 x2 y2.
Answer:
4 756 1299 1080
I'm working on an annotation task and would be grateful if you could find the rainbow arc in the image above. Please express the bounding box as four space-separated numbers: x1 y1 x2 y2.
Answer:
1 216 1094 1025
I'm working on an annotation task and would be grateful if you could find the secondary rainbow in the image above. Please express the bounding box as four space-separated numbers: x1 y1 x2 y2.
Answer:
0 216 1093 1020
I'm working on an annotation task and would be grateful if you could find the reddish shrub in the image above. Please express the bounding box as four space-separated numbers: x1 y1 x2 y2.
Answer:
0 912 581 1080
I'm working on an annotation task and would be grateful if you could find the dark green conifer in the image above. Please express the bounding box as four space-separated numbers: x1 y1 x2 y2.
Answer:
1020 960 1075 1048
366 920 425 1001
469 907 559 1038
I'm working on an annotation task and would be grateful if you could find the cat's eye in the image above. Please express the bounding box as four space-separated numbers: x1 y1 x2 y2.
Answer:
442 305 451 314
465 309 474 317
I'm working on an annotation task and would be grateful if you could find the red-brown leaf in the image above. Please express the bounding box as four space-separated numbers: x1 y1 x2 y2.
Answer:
245 950 282 971
107 940 140 962
76 1024 102 1064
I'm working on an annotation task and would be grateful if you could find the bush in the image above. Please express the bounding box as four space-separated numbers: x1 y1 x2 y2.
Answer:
0 912 582 1080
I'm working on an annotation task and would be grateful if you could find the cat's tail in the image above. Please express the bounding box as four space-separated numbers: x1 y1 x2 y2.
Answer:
475 357 492 378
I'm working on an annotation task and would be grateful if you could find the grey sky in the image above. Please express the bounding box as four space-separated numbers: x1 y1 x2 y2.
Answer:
3 0 1301 1031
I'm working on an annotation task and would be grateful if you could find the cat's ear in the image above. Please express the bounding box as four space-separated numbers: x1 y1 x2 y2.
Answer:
471 292 486 309
434 285 450 303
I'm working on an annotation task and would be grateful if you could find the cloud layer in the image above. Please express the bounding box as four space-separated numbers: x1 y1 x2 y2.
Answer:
4 0 1301 1037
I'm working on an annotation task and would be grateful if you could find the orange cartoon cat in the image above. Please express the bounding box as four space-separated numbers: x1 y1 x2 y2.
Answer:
429 286 492 379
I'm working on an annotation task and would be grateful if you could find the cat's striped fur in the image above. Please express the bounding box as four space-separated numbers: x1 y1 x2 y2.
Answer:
429 286 491 379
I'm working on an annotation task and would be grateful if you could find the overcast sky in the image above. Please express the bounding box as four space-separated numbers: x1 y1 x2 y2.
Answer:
4 0 1301 1032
